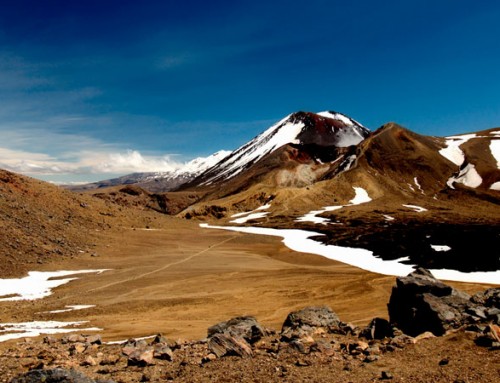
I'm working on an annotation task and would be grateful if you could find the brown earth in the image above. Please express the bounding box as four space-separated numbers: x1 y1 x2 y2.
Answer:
1 216 498 382
0 167 499 382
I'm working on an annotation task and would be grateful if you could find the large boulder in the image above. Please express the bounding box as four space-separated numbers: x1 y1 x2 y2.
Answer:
10 369 115 383
208 316 267 344
388 268 498 336
208 333 253 358
281 306 341 341
207 316 267 358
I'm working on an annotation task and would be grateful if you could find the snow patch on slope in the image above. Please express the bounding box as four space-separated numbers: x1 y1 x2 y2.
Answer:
447 163 483 189
0 270 108 301
490 139 500 169
402 204 428 213
439 134 476 166
491 181 500 190
317 111 367 146
296 187 371 224
0 321 101 343
200 224 500 284
230 204 271 224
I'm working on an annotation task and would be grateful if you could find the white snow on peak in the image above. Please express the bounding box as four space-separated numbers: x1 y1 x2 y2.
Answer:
431 245 451 252
200 224 500 284
296 187 371 225
447 163 483 189
181 150 231 174
490 139 500 169
0 269 108 301
402 204 428 213
439 134 476 166
206 115 305 182
383 215 395 221
317 111 355 126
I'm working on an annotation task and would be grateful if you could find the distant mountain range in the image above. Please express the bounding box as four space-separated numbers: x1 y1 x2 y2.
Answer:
68 150 231 192
4 109 500 275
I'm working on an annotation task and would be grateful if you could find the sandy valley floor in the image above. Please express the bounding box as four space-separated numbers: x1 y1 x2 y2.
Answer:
0 218 492 345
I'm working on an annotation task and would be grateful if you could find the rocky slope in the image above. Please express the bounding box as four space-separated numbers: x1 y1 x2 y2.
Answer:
0 169 164 277
2 269 498 383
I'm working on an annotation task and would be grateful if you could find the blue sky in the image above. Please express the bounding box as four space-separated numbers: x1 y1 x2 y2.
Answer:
1 0 500 183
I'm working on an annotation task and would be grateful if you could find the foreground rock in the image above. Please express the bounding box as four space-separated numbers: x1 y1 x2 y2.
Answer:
388 268 500 336
10 368 114 383
281 306 342 341
207 316 268 357
5 271 500 383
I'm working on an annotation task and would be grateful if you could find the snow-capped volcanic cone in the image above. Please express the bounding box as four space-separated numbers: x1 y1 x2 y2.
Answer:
191 111 369 186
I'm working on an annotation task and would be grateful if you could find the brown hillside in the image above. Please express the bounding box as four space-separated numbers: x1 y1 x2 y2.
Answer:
0 170 162 277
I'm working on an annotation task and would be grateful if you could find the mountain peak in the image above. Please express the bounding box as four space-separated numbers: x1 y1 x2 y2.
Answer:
193 110 370 185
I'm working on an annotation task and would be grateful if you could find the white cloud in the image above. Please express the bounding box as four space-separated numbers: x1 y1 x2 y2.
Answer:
0 147 184 177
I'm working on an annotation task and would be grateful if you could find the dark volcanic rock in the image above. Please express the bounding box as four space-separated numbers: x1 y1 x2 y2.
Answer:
208 316 267 344
281 306 341 340
10 368 114 383
388 268 498 336
360 317 394 340
206 316 268 358
208 333 253 358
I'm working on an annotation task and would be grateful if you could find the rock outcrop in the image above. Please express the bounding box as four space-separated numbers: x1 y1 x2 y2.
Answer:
280 306 341 341
10 368 114 383
207 316 268 358
388 268 500 336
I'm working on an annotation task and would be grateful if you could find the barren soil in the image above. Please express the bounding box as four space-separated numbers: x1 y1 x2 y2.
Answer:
1 218 498 382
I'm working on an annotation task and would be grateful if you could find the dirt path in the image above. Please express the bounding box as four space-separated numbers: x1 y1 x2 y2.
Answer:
86 235 238 294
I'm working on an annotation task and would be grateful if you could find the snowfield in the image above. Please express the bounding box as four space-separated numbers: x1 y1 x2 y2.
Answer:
447 163 483 189
0 269 108 301
296 187 371 224
0 321 101 343
439 134 476 166
200 224 500 284
490 139 500 169
230 204 271 224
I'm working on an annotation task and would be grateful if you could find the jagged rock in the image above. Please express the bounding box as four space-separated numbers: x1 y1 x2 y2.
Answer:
360 317 393 340
208 316 267 344
69 343 87 355
43 336 58 345
127 347 155 367
9 368 115 383
85 334 102 345
388 268 476 336
100 354 121 366
81 355 97 366
62 334 86 344
281 306 341 340
475 324 500 348
152 334 168 344
208 333 253 358
471 288 500 307
153 343 173 361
